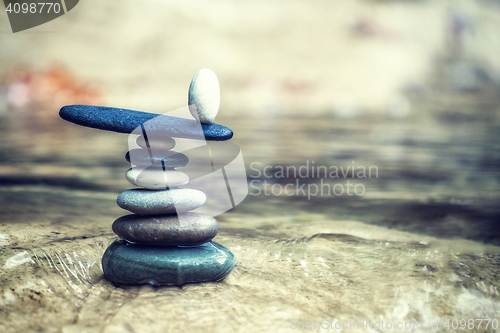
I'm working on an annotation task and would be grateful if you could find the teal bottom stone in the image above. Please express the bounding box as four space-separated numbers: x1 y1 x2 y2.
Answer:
102 240 237 286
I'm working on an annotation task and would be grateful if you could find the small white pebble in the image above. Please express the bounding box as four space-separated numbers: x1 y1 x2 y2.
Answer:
188 68 220 124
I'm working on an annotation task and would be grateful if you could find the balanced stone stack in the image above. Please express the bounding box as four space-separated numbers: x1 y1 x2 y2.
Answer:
59 69 237 286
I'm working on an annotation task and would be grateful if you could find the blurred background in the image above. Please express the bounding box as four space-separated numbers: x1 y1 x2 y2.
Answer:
1 0 500 332
1 0 499 242
1 0 499 114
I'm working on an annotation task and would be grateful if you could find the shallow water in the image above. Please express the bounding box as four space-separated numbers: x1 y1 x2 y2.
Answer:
1 87 500 332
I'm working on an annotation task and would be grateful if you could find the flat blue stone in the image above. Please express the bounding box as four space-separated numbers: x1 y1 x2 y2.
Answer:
59 105 233 141
102 240 237 286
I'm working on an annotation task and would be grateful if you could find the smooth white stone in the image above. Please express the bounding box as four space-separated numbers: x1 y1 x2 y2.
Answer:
125 168 189 190
188 68 220 124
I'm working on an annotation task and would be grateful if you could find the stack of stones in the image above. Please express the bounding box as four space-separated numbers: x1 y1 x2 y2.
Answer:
59 69 237 286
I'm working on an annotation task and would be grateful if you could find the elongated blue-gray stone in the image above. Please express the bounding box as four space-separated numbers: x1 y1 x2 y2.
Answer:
102 240 237 286
59 105 233 141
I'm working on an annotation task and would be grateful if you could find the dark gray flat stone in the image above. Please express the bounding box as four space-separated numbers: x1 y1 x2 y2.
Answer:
102 240 237 286
59 105 233 141
125 149 189 168
112 212 218 245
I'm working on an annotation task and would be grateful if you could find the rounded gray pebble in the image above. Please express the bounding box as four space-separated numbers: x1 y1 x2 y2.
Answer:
112 212 219 245
126 149 188 168
136 136 176 150
117 188 206 215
